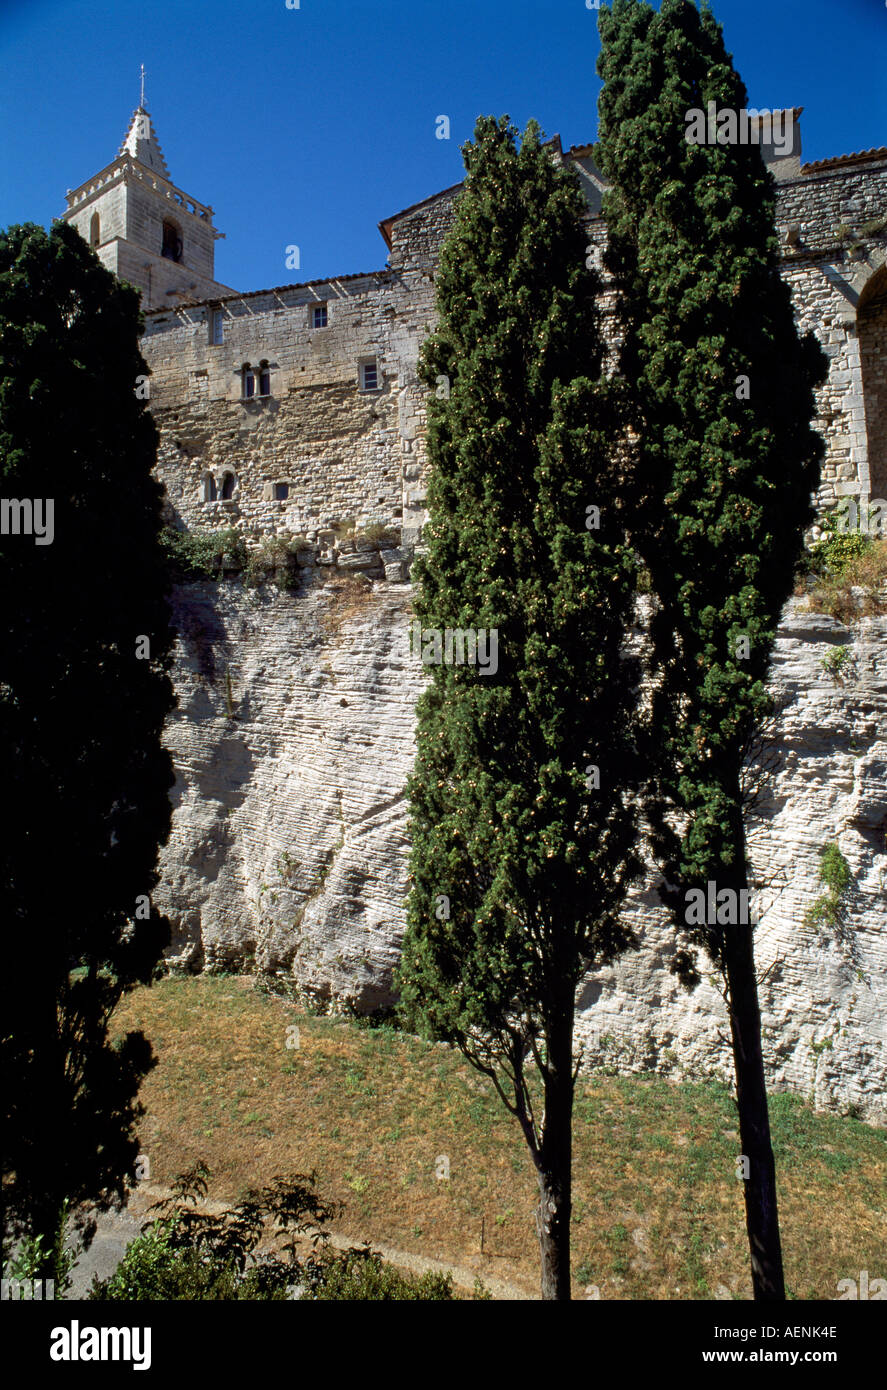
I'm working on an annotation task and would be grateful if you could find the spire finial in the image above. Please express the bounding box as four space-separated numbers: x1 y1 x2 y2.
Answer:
139 63 146 109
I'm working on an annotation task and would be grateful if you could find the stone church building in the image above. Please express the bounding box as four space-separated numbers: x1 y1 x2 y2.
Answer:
64 103 887 543
63 104 887 1120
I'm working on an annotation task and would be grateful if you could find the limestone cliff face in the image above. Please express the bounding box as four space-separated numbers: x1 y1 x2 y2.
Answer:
156 581 886 1120
156 572 423 1010
577 604 886 1123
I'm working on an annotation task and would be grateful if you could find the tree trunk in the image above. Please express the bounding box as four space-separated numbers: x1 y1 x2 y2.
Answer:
723 894 785 1301
535 1006 575 1300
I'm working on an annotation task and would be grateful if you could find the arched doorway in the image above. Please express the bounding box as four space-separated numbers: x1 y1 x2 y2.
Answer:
859 264 887 501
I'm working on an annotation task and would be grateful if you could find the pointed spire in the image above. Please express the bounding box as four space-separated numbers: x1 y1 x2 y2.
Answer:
119 103 170 179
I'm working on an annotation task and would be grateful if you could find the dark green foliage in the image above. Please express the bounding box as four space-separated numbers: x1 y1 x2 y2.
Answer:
396 114 644 1297
398 112 642 1053
595 0 827 960
89 1164 458 1301
0 221 176 1272
159 525 247 580
160 528 305 591
88 1219 291 1301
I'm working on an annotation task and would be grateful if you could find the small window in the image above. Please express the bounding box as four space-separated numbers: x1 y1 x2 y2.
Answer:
242 364 255 399
89 212 101 248
360 362 379 392
202 474 218 502
221 472 236 500
312 304 328 328
258 361 271 397
162 219 183 263
273 482 289 501
210 309 224 345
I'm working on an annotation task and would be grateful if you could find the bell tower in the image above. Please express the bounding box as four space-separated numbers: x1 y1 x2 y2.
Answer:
63 76 235 310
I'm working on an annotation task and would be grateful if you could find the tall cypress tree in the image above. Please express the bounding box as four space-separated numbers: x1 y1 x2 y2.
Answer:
595 0 827 1299
396 117 643 1300
0 222 175 1275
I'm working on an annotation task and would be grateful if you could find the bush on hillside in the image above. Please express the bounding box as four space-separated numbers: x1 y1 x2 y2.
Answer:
87 1162 467 1301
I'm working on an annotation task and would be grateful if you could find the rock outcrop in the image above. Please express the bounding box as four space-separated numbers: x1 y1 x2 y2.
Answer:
156 579 886 1121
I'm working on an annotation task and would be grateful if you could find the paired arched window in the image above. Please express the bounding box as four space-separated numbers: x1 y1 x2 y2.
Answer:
201 473 237 502
161 219 183 263
242 362 271 398
89 212 101 248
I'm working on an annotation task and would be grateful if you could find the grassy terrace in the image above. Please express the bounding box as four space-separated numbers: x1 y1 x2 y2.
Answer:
112 975 887 1300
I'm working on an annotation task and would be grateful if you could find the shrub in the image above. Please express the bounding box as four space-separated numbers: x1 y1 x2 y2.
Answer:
160 527 247 580
87 1162 471 1301
819 645 853 683
804 842 852 933
90 1163 336 1301
310 1248 456 1300
3 1197 81 1294
88 1217 291 1301
356 523 400 547
244 536 300 590
800 527 887 624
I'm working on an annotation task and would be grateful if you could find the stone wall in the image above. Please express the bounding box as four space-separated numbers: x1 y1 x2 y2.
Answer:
142 152 887 536
144 274 410 539
776 160 887 504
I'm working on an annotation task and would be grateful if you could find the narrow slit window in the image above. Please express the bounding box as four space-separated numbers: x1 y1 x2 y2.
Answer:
259 361 271 396
162 219 183 263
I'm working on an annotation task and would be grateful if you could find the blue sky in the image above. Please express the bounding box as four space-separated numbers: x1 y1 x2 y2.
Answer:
1 0 884 294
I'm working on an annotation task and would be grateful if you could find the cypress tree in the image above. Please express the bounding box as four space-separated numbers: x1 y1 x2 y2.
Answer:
0 222 175 1276
396 116 643 1300
595 0 827 1299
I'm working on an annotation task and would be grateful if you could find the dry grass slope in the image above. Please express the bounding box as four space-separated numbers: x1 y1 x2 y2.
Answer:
112 975 887 1301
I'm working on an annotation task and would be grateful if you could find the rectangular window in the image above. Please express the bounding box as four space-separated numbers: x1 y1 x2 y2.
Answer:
312 304 328 329
210 309 224 345
273 482 289 501
360 362 379 392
